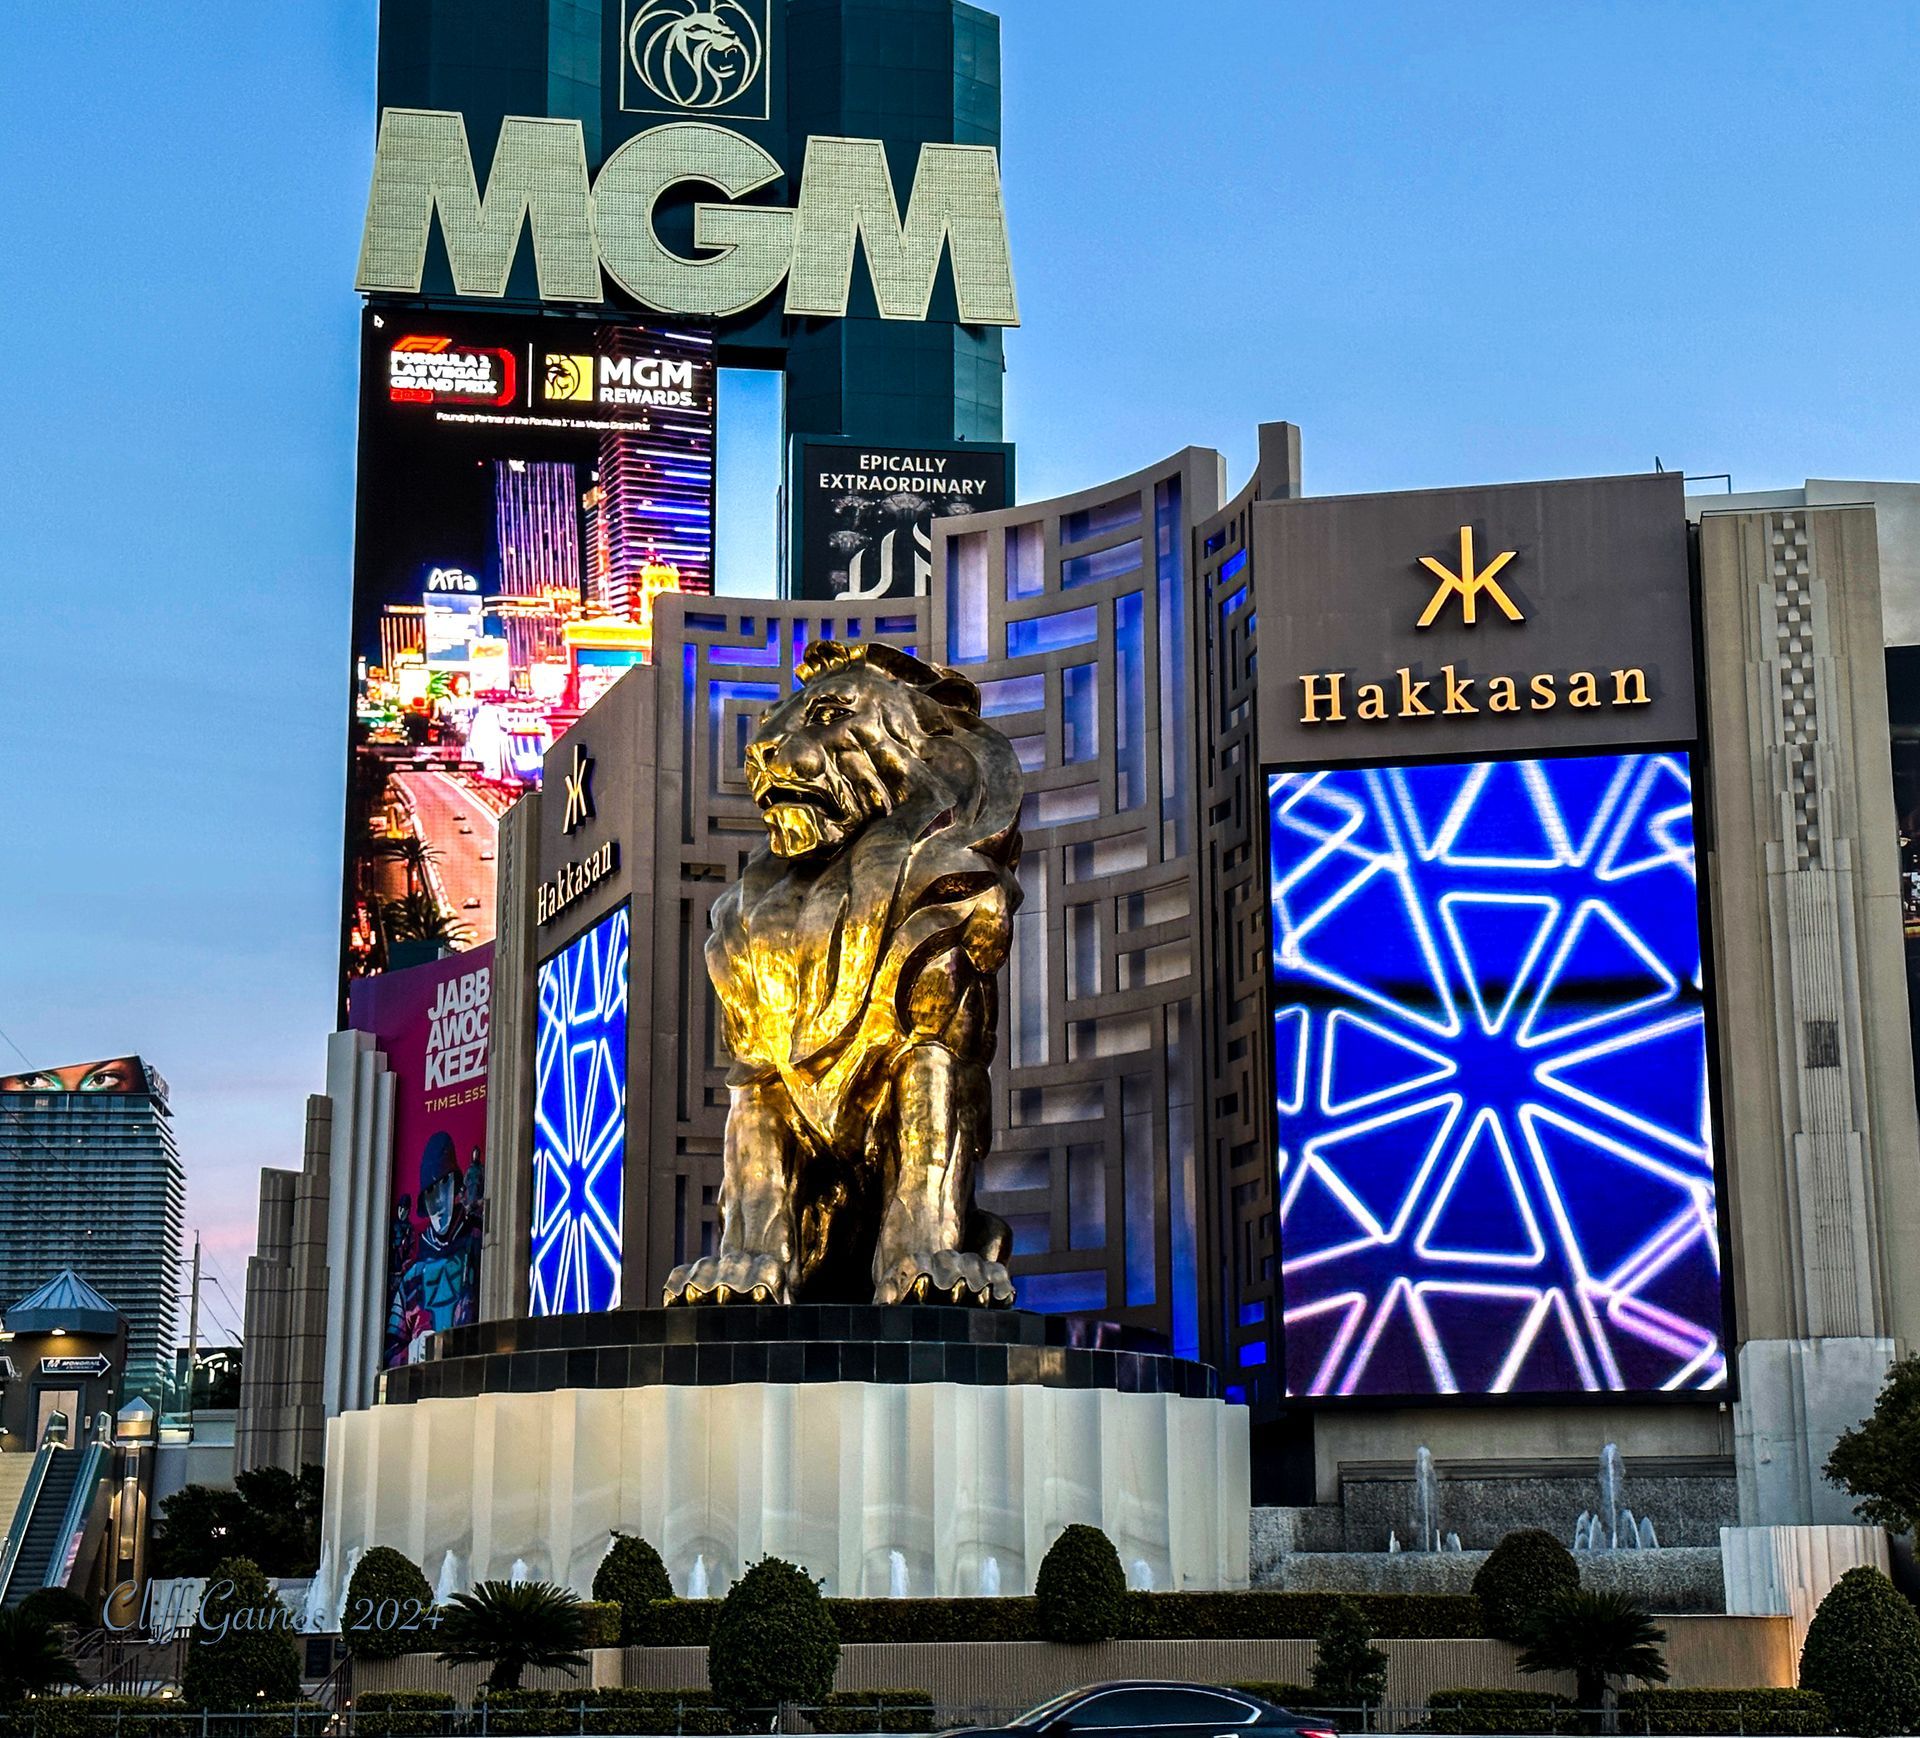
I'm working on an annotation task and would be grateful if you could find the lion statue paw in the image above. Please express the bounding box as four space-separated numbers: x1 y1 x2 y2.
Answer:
875 1249 1014 1309
663 1251 791 1306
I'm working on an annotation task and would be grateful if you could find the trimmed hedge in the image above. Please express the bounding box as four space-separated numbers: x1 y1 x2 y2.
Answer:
476 1690 745 1736
576 1602 621 1650
1129 1592 1483 1640
1424 1689 1580 1735
812 1691 937 1733
2 1698 179 1738
352 1691 458 1737
1615 1688 1832 1736
631 1589 1486 1646
353 1689 456 1728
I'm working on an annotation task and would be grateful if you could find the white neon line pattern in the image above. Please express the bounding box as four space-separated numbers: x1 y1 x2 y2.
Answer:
1270 753 1724 1399
531 906 629 1316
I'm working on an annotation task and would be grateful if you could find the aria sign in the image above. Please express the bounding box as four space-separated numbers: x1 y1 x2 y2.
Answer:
356 108 1019 325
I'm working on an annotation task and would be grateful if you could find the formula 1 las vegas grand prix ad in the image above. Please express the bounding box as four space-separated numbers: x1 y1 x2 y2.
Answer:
342 310 715 989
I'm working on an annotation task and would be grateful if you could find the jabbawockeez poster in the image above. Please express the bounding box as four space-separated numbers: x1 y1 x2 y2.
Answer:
348 943 493 1368
795 441 1010 601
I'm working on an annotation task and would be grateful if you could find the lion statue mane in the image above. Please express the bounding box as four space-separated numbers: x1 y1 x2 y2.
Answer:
663 639 1024 1307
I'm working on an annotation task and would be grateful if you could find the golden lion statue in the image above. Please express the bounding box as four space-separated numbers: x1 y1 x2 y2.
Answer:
663 641 1023 1308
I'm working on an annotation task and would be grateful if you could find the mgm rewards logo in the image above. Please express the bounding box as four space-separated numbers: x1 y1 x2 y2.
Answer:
1299 526 1652 726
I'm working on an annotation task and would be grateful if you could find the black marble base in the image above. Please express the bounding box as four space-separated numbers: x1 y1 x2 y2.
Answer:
378 1305 1219 1405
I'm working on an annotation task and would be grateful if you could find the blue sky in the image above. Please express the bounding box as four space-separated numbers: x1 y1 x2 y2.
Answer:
1 1 1916 1285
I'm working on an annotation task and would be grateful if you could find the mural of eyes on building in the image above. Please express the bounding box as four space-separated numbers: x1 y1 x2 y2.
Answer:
0 1056 157 1096
341 310 714 997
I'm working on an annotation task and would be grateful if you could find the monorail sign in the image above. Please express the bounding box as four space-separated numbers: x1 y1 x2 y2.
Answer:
356 108 1020 325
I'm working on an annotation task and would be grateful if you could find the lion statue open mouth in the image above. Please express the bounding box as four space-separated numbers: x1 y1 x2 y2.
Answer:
663 640 1023 1308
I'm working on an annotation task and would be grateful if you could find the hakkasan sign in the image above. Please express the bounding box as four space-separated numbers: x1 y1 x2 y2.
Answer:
1262 472 1697 765
356 108 1020 324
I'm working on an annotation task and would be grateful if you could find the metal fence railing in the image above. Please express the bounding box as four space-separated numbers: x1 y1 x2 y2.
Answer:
0 1705 1834 1738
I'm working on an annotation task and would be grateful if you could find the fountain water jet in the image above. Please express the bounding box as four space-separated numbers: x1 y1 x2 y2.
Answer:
888 1550 909 1597
1413 1446 1439 1552
978 1556 1000 1597
688 1555 710 1598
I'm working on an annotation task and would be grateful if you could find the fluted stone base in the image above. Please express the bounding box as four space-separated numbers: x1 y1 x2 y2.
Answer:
318 1377 1248 1604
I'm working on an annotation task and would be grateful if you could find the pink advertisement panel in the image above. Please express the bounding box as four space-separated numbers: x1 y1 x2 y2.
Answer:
348 944 493 1368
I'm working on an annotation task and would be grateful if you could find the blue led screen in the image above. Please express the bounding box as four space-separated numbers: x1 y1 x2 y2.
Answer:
531 905 629 1315
1268 752 1726 1398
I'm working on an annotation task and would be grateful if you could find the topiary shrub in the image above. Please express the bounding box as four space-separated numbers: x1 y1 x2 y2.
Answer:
1034 1524 1126 1644
1310 1598 1388 1710
592 1533 675 1645
181 1557 303 1711
707 1558 840 1716
1473 1528 1581 1643
353 1691 458 1738
342 1545 438 1659
17 1587 97 1635
1799 1566 1920 1738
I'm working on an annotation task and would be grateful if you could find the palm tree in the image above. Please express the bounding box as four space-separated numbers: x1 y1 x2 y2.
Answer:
1518 1588 1668 1729
382 892 469 948
0 1605 80 1706
371 834 441 900
437 1580 589 1692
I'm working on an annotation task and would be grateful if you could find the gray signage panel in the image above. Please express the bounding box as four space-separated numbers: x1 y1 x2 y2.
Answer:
1256 472 1695 765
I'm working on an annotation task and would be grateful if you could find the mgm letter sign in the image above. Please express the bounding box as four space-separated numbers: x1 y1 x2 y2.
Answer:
356 109 1020 324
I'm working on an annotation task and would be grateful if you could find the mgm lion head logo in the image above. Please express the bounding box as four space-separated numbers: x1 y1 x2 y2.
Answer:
626 0 766 112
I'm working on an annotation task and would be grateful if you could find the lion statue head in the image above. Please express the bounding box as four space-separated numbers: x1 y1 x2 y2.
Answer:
741 640 1020 869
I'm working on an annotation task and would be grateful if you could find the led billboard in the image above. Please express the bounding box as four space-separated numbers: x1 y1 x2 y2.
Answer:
793 440 1010 601
531 905 629 1315
1267 751 1726 1400
348 947 493 1368
343 311 714 991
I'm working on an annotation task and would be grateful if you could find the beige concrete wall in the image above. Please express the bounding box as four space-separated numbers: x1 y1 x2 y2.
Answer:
353 1615 1795 1712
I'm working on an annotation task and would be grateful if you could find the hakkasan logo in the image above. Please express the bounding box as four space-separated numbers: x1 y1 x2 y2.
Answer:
1298 525 1653 727
622 0 770 118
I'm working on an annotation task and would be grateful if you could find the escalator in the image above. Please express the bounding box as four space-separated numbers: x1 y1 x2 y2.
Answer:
0 1428 111 1607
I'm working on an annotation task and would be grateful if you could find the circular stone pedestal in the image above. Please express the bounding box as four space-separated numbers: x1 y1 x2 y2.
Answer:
320 1308 1248 1604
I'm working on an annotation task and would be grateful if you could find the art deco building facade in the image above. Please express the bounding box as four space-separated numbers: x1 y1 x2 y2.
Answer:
469 430 1920 1526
